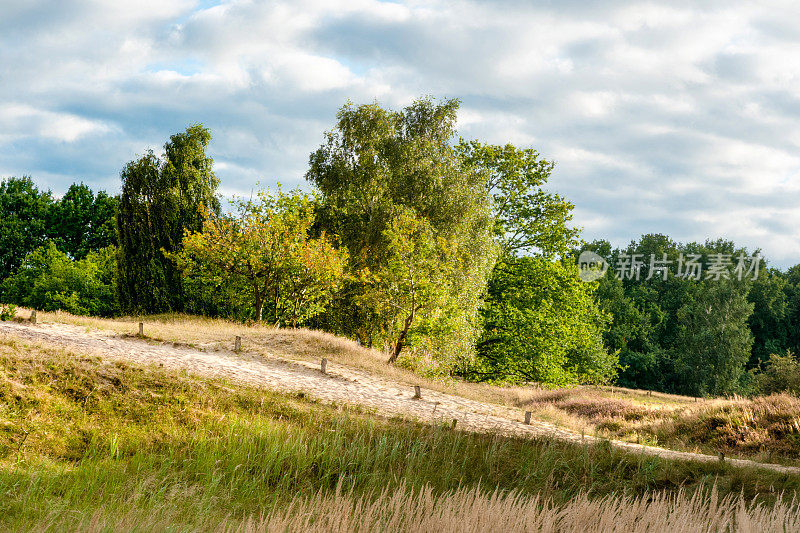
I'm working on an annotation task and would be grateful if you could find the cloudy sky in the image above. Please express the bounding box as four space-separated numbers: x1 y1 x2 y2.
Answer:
2 1 799 267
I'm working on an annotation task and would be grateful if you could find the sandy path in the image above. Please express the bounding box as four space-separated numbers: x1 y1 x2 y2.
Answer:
2 320 798 475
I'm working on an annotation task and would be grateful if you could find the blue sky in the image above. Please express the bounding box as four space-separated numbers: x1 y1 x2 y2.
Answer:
1 0 799 267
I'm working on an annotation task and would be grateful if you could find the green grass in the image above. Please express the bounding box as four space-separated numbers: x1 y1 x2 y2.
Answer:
1 335 799 530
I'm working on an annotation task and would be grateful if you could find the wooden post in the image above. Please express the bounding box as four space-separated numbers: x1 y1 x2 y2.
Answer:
321 358 327 374
30 309 37 324
718 452 725 463
451 419 457 429
524 411 532 425
234 336 241 352
138 322 144 337
413 385 421 399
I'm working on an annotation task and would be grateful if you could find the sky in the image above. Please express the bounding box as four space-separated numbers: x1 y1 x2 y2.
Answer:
1 0 799 268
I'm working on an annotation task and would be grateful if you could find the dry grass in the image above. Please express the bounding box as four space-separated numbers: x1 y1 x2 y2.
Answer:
13 308 584 411
4 328 800 531
44 483 800 532
11 307 800 464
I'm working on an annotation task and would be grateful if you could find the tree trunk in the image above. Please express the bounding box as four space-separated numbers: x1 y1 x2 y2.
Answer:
254 290 263 322
388 309 417 364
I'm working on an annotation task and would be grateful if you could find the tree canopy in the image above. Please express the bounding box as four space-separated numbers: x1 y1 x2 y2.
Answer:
116 124 219 313
307 98 497 372
172 189 347 326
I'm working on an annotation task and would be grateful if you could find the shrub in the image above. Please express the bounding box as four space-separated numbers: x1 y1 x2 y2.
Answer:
0 242 119 317
0 302 15 321
754 352 800 395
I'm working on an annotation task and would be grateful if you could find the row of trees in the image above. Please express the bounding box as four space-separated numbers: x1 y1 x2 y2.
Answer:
0 177 117 280
582 235 800 396
2 97 799 394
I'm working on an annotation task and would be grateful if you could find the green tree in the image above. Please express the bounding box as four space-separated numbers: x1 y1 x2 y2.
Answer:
0 176 53 283
786 265 800 357
753 351 800 395
116 125 219 313
49 183 119 259
673 278 754 396
457 141 579 257
1 242 119 317
307 98 496 370
465 144 615 385
475 257 615 384
358 210 456 363
172 190 347 326
748 269 790 367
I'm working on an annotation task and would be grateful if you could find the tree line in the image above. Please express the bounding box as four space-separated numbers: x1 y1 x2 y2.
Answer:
1 97 799 396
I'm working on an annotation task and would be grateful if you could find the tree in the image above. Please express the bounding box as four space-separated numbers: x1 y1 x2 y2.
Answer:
753 351 800 395
49 183 119 259
1 242 119 317
464 143 615 385
116 125 219 313
748 269 790 367
0 176 53 283
307 98 496 370
457 141 580 258
475 257 616 384
358 210 456 363
172 190 347 325
673 278 754 396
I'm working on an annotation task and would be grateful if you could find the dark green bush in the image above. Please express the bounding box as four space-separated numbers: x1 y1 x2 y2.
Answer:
754 352 800 395
0 242 119 317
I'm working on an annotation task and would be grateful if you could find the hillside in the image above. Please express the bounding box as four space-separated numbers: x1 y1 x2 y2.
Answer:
3 311 800 530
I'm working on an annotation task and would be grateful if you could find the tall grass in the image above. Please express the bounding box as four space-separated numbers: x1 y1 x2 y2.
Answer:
11 309 800 464
2 335 800 530
32 484 800 532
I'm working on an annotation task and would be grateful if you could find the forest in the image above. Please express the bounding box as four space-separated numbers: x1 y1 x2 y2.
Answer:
2 98 799 397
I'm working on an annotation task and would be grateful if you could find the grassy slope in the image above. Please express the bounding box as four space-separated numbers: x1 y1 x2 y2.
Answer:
20 309 800 466
1 335 799 530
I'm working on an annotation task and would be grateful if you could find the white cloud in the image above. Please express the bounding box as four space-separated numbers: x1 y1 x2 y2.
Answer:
0 104 112 142
1 0 799 266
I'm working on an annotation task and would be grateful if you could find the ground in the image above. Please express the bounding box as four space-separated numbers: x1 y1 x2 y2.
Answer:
0 312 797 474
3 310 800 531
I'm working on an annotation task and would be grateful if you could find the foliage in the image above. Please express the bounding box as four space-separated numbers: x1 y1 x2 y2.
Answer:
672 278 754 396
172 189 347 325
461 141 613 385
475 257 617 385
48 182 118 259
0 303 15 321
307 98 496 369
753 352 800 395
116 124 219 314
584 234 765 396
456 141 580 258
748 269 792 367
358 209 458 364
0 176 53 282
0 243 119 317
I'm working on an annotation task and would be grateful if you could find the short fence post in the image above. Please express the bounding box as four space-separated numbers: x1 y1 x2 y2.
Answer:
321 358 327 374
718 452 725 463
234 336 241 352
413 385 421 399
524 411 532 425
451 419 457 429
138 322 144 337
30 309 37 324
